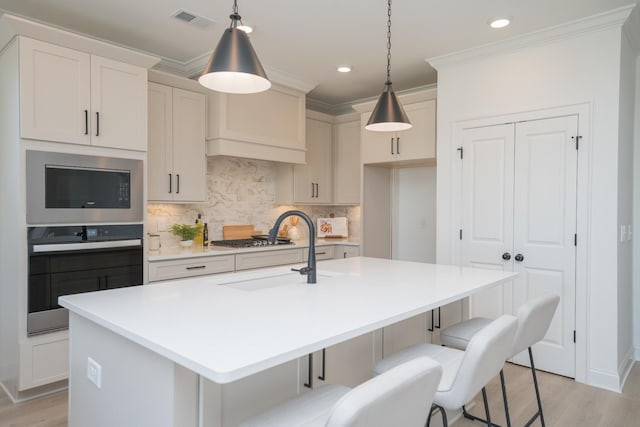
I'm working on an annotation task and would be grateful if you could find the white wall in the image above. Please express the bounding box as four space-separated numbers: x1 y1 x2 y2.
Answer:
635 53 640 362
432 10 633 389
617 27 636 381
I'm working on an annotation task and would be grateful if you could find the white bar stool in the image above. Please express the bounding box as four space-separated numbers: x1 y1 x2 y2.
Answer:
238 356 442 427
440 294 560 427
373 315 518 427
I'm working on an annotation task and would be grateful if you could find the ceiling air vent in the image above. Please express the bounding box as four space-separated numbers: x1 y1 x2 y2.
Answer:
171 10 214 29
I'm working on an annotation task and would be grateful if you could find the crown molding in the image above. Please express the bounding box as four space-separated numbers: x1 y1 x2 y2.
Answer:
428 4 635 70
154 52 317 94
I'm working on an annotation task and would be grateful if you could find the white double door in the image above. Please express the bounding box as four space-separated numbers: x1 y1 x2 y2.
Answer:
461 115 577 378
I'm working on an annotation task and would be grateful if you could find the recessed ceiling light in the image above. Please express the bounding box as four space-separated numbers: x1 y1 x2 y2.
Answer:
337 65 351 73
489 17 511 29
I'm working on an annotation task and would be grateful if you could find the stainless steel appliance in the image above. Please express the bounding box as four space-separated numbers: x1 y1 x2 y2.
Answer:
27 224 143 336
26 150 143 224
211 235 292 248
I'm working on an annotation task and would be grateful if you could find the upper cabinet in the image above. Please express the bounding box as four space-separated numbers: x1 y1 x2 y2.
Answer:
206 84 306 164
360 100 436 166
19 37 148 151
276 112 333 204
148 82 206 202
333 118 361 204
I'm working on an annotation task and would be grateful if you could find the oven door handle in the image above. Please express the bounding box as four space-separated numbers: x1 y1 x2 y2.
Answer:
32 239 142 253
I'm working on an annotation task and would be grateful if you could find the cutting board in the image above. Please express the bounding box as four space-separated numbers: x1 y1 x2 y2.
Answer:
223 225 258 240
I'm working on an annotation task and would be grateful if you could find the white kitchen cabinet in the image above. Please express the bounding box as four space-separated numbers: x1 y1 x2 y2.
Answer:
382 313 431 357
148 82 206 202
333 118 361 204
19 37 148 151
360 100 436 165
276 113 333 204
333 245 360 259
303 245 335 261
18 332 69 390
206 84 306 164
148 255 234 282
235 248 304 271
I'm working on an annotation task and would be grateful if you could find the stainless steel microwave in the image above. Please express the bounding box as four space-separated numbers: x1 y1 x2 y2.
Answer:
26 151 143 224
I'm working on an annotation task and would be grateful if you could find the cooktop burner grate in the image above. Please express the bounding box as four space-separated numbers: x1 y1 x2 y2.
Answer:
211 236 292 248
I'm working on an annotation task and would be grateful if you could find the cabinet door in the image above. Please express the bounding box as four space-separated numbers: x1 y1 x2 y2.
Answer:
313 333 375 389
395 100 436 162
147 83 173 201
334 120 361 204
19 37 91 145
309 118 333 203
171 88 206 202
91 55 147 151
382 313 431 357
360 112 395 164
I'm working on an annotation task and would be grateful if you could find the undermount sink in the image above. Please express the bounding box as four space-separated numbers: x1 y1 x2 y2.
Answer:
223 270 343 292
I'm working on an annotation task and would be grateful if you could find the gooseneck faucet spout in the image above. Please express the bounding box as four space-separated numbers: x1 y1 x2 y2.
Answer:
268 210 316 284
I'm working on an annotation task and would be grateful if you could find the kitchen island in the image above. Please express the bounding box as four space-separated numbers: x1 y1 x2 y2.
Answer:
60 257 516 427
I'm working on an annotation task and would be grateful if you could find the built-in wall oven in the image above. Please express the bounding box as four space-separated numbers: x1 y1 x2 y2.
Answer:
27 224 143 336
26 150 143 224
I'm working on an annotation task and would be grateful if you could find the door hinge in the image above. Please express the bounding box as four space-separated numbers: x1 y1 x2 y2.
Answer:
574 234 577 246
572 135 582 150
573 330 576 343
459 229 463 240
457 147 463 159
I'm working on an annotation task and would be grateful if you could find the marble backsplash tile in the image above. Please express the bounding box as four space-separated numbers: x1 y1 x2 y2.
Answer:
148 157 360 249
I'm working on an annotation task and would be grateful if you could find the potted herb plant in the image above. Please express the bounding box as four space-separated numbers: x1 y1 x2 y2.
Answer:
171 224 198 247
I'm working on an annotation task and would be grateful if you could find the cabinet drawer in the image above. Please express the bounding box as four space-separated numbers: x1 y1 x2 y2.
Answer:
235 249 303 271
303 246 335 261
148 255 235 282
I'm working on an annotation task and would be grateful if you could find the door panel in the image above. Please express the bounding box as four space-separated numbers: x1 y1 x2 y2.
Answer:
461 115 577 377
461 124 515 319
512 116 577 377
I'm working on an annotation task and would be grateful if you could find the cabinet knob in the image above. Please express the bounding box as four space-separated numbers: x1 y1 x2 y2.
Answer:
514 253 524 262
502 252 511 261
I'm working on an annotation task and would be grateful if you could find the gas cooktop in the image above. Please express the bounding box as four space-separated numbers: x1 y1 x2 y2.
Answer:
211 236 293 248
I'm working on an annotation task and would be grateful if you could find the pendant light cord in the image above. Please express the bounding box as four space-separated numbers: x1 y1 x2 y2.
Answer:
386 0 392 86
230 0 241 28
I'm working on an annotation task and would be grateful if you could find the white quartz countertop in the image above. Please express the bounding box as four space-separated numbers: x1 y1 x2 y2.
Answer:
148 239 359 261
59 257 516 384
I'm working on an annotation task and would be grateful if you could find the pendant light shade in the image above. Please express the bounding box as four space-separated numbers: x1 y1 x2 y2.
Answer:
365 83 411 131
199 1 271 94
366 0 411 132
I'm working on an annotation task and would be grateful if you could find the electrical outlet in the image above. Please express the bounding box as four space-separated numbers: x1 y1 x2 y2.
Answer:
157 217 167 232
87 357 102 389
620 225 626 243
628 225 633 241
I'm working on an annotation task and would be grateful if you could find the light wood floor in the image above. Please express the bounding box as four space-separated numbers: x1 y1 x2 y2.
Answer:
1 363 639 426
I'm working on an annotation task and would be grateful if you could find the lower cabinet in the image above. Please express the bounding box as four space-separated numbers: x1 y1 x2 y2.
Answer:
235 249 304 271
310 332 376 389
334 245 360 259
303 245 335 261
148 255 235 282
382 313 431 358
19 331 69 390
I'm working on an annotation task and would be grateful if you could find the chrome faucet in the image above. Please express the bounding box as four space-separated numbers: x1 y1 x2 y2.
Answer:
268 210 316 284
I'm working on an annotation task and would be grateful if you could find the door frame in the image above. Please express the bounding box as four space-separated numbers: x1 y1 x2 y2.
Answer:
450 103 590 384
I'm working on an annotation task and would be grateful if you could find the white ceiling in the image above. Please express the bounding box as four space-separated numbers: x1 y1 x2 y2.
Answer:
0 0 635 111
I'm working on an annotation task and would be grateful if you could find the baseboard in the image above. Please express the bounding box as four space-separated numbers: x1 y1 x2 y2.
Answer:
618 347 636 391
0 377 67 403
587 368 623 392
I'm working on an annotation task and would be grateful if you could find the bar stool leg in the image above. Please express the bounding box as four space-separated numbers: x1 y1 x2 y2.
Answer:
462 384 503 427
499 369 512 427
426 403 447 427
524 347 545 427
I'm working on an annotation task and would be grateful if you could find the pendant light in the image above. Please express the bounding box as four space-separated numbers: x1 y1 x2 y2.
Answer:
199 0 271 94
365 0 411 132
